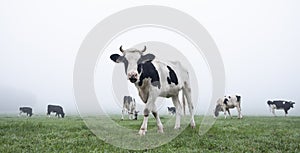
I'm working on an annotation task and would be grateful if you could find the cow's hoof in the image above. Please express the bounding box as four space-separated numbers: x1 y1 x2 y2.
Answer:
158 126 164 133
190 123 196 129
157 129 164 133
174 126 180 130
138 129 146 136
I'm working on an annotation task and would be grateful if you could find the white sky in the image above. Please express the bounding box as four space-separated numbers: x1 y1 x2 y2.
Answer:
0 0 299 116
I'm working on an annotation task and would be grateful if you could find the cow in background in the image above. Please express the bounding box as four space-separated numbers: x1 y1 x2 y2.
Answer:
167 107 176 115
19 107 33 117
47 105 65 118
110 46 195 135
214 95 242 119
267 100 295 116
122 96 139 120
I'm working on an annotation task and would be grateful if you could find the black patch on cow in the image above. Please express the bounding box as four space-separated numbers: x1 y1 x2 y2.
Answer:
166 66 178 85
236 95 241 102
152 112 158 119
138 61 161 89
224 98 229 105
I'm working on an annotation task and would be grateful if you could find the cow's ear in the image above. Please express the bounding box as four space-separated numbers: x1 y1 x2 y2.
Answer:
110 54 124 63
138 53 155 64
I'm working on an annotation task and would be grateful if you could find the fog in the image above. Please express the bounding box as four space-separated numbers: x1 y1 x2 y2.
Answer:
0 1 299 116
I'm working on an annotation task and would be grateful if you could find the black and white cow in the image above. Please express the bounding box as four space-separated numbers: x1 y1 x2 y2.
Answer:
19 107 33 117
110 46 195 135
122 96 139 120
214 95 242 119
267 100 295 116
167 107 176 115
47 105 65 118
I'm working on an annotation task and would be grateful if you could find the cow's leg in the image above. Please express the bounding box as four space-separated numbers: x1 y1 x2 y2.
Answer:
182 92 186 116
237 105 243 119
152 106 163 133
139 95 158 136
284 109 288 117
227 109 232 118
172 95 182 129
121 109 125 120
222 106 227 119
271 108 276 116
183 82 195 128
128 112 133 120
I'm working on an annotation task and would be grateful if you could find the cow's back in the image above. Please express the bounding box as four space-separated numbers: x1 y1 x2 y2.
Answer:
153 60 189 95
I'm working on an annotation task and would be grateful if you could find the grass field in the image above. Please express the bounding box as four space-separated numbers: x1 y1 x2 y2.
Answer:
0 115 299 153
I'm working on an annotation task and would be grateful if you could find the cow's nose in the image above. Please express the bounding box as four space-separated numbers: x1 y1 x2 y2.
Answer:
128 72 138 83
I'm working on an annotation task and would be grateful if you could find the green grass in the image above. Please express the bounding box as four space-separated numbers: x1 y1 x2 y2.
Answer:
0 115 299 152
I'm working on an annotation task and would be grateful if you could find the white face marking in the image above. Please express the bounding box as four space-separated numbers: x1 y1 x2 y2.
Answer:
123 51 142 79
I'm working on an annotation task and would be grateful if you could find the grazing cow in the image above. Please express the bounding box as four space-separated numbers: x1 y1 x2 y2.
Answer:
47 105 65 118
167 107 176 115
214 95 242 119
110 46 195 135
267 100 295 116
19 107 33 117
122 96 139 120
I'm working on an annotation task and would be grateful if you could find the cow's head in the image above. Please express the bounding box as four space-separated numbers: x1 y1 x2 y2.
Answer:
110 46 155 83
289 101 295 108
61 113 65 118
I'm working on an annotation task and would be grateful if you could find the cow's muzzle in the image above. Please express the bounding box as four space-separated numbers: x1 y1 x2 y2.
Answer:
128 72 138 83
129 77 137 83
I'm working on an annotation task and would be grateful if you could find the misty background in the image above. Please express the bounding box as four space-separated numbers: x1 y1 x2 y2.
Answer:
0 1 299 116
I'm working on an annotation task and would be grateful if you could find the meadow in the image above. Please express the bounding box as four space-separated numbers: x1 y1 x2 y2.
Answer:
0 115 299 153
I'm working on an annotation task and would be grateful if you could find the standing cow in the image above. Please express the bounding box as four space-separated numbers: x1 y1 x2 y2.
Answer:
110 46 195 135
122 96 139 120
19 107 33 117
214 95 242 119
47 105 65 118
267 100 295 116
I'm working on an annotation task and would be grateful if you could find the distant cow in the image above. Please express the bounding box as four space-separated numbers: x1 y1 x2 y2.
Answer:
19 107 33 117
267 100 295 116
122 96 139 120
167 107 176 115
214 95 243 119
47 105 65 118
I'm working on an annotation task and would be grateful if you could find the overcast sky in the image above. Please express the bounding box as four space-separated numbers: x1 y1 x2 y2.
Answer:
0 0 299 116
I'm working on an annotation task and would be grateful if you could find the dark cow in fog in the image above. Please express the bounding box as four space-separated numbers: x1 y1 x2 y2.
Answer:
267 100 295 116
167 107 176 115
47 105 65 118
19 107 33 117
122 96 139 120
214 95 243 119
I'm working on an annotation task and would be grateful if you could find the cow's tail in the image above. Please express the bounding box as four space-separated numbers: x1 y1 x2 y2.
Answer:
236 95 241 108
214 105 221 117
182 91 186 116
